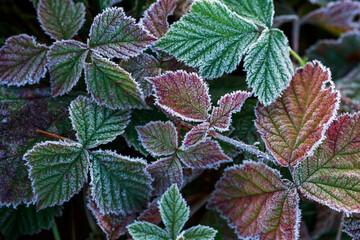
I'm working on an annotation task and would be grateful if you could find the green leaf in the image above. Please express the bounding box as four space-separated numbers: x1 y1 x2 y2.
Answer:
159 184 189 238
244 28 293 105
85 53 147 109
47 40 89 96
182 225 217 240
24 141 89 209
128 221 170 240
222 0 274 28
69 96 130 149
89 150 152 214
38 0 85 40
156 0 259 79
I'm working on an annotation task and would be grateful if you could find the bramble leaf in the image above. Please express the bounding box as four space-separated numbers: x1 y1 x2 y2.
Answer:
222 0 274 28
97 0 123 10
69 96 130 148
182 122 210 148
128 221 170 240
136 121 177 157
256 61 339 167
0 34 48 86
24 141 89 209
38 0 85 40
295 113 360 213
88 7 156 59
244 29 293 105
209 161 300 240
138 199 162 225
85 53 146 109
47 40 89 96
182 225 217 240
156 0 259 79
210 90 252 131
148 71 211 122
140 0 176 39
344 213 360 239
89 150 152 214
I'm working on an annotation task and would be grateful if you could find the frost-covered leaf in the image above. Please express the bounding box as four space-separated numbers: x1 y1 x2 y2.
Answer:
88 7 156 59
128 221 170 240
147 155 183 196
148 71 211 122
90 150 152 214
256 61 339 167
136 121 177 157
156 0 259 79
244 29 293 105
0 34 48 86
24 141 89 209
97 0 123 10
140 0 176 39
87 191 137 240
69 96 130 148
138 199 162 225
0 204 62 240
344 213 360 239
210 90 251 131
222 0 274 28
182 122 210 148
85 53 146 109
38 0 85 40
209 161 300 240
178 139 231 168
182 225 217 240
159 184 189 238
301 1 360 34
295 112 360 213
337 65 360 103
47 40 88 96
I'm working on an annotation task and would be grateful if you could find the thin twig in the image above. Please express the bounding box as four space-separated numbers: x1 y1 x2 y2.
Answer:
52 220 61 240
35 130 75 143
336 213 344 240
292 20 301 54
189 194 211 218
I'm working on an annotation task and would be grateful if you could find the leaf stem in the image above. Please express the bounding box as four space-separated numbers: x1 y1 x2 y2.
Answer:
289 49 306 67
189 194 211 218
336 213 344 240
52 220 61 240
35 130 75 143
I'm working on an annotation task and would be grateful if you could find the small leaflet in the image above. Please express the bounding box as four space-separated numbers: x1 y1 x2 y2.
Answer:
295 113 360 213
301 1 360 34
85 53 147 110
88 7 156 59
47 40 89 96
24 141 89 209
89 150 152 214
222 0 274 28
244 29 293 105
128 221 170 240
182 225 217 240
69 96 130 149
136 121 178 157
256 61 339 167
209 161 300 240
140 0 176 39
177 139 231 169
37 0 85 40
182 122 210 148
147 71 211 122
343 213 360 239
0 34 48 86
210 90 252 131
156 0 259 79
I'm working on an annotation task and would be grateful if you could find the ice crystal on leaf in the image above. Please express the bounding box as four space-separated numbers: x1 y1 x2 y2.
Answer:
182 122 210 148
256 61 339 167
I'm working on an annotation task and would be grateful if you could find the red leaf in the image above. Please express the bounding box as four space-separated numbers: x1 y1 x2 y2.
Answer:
182 122 210 148
138 199 162 225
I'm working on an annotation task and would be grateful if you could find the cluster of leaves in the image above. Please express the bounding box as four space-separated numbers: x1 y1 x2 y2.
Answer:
1 0 360 239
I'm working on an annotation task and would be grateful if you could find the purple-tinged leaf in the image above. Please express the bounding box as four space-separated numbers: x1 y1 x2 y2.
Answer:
138 199 162 225
140 0 176 40
136 121 177 157
178 139 231 169
256 61 339 167
85 53 147 110
160 55 197 74
344 213 360 240
301 1 360 34
147 155 183 196
148 71 211 122
87 192 137 240
120 53 161 97
295 113 360 213
0 34 48 86
47 40 89 96
210 90 251 131
38 0 85 40
209 161 300 240
90 150 152 214
182 122 210 149
24 141 90 209
88 7 156 59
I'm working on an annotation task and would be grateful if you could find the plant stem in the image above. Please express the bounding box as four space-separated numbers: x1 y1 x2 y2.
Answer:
292 20 301 54
35 130 75 143
289 49 306 67
336 213 344 240
189 194 211 218
52 220 61 240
